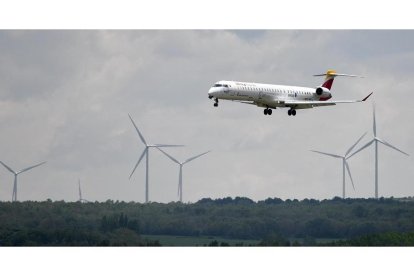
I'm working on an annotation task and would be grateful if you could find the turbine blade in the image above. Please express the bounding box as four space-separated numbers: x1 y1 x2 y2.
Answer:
346 139 374 159
128 114 147 145
373 103 376 137
157 147 180 164
129 148 147 179
309 150 342 159
153 144 184 147
345 132 367 157
0 161 16 174
183 150 211 164
377 138 409 156
345 161 355 191
18 161 46 174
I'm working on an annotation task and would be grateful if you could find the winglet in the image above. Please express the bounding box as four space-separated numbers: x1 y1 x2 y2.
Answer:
362 92 373 102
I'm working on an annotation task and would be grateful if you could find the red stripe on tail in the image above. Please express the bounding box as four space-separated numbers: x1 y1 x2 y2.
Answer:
322 78 334 89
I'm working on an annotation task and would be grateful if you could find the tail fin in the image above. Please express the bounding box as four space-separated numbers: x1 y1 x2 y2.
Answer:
314 70 362 90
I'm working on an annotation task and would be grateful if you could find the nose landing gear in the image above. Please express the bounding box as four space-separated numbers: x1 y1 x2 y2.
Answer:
287 109 296 116
213 98 219 107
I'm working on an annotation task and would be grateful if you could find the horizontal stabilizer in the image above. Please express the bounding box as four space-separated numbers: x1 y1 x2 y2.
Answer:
313 72 363 78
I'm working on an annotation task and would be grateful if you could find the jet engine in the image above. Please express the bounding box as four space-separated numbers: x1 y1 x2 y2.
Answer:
315 86 330 96
315 86 332 100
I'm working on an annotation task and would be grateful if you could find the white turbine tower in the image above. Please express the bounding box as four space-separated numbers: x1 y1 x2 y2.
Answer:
157 148 210 202
311 133 366 198
348 104 409 199
78 179 89 203
128 114 183 203
0 161 46 202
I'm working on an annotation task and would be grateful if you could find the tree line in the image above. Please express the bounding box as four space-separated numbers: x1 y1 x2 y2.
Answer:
0 197 414 246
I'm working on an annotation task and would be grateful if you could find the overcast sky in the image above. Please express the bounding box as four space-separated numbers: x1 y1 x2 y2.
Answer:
0 30 412 203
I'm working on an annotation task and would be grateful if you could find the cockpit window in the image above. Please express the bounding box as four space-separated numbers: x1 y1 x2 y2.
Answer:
213 84 229 88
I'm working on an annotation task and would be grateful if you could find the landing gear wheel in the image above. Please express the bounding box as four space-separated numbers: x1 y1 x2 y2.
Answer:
214 98 218 107
288 109 292 116
264 109 268 115
268 109 272 115
292 109 296 116
214 102 218 107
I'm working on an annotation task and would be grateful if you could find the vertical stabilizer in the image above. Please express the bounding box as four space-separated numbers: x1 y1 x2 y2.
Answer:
321 70 337 89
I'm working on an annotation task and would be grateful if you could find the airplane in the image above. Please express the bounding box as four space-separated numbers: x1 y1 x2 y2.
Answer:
207 70 372 116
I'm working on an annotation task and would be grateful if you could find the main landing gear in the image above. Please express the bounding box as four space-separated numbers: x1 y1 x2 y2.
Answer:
213 98 219 107
287 109 296 116
263 108 272 115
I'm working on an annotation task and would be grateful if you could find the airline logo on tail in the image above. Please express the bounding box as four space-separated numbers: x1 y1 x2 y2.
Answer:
322 69 337 89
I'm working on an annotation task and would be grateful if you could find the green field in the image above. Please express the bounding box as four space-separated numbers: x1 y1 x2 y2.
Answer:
142 235 260 246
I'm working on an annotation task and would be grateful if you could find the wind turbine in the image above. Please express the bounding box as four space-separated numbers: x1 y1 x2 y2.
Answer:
311 133 366 198
78 179 89 203
348 104 409 199
157 148 210 202
128 114 183 203
0 161 46 202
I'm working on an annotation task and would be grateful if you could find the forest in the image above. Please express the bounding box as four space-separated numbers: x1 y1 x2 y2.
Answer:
1 196 414 246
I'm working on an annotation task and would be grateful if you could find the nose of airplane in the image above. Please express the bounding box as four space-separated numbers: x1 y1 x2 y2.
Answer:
208 87 215 99
208 86 225 99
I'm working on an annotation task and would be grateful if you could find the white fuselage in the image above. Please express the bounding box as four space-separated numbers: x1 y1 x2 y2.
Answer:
208 80 331 109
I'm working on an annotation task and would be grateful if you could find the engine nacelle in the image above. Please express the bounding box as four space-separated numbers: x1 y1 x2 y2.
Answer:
315 86 332 100
315 86 330 95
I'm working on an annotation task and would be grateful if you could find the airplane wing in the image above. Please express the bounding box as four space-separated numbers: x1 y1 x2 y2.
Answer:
285 92 373 108
238 101 256 105
227 100 257 105
228 92 372 109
